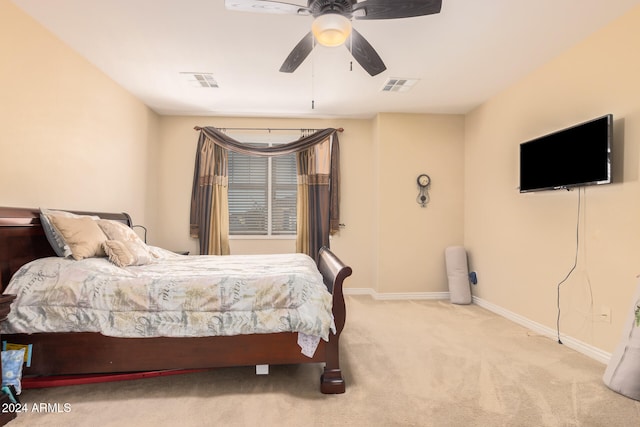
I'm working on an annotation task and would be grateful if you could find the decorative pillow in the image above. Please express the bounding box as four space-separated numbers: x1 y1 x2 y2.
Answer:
40 208 99 257
103 240 137 267
1 348 25 395
47 215 107 260
97 219 156 265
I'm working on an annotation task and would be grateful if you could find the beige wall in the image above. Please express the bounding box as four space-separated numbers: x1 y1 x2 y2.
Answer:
0 0 158 225
464 5 640 352
375 113 465 293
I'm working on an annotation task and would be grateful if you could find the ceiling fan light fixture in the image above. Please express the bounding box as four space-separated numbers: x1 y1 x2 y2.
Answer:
312 13 352 47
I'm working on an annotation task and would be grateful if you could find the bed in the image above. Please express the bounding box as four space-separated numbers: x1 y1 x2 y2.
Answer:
0 206 351 394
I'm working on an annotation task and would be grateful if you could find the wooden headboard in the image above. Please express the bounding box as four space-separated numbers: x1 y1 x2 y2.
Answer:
0 207 132 292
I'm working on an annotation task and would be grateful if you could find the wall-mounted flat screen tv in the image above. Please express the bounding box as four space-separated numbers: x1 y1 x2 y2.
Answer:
519 114 612 193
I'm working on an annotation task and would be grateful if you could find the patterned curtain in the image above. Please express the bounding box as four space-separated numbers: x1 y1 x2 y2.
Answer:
189 132 230 255
296 148 311 255
296 134 341 260
190 126 341 260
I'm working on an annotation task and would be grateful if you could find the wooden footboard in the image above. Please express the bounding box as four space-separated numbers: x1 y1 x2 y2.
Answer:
317 246 351 393
0 207 352 394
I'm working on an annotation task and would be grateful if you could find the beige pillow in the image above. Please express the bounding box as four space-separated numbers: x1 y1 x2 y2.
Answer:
48 215 107 260
40 208 100 257
96 219 156 264
103 240 137 267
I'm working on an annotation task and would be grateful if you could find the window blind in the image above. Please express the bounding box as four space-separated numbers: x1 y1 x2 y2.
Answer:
228 150 268 235
227 137 297 236
271 154 297 235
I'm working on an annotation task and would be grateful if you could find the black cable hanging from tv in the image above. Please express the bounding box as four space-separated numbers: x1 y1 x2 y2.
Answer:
556 188 582 345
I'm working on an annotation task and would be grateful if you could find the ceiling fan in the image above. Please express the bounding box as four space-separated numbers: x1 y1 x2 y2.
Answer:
225 0 443 76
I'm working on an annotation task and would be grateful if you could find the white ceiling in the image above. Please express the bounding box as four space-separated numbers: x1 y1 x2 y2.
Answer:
12 0 640 118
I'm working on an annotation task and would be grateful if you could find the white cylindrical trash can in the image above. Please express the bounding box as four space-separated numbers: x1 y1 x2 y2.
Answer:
445 246 472 304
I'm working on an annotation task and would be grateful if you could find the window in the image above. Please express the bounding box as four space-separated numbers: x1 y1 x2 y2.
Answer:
227 135 297 237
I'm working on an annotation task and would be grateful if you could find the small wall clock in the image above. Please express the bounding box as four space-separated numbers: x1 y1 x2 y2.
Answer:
416 173 431 207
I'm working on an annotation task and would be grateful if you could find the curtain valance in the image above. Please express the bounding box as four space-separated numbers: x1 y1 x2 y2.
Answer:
194 126 339 157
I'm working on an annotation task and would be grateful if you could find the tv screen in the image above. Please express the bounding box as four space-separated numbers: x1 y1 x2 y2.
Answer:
519 114 612 193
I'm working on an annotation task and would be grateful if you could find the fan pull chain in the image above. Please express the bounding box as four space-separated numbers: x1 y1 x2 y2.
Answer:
350 32 353 71
311 37 315 109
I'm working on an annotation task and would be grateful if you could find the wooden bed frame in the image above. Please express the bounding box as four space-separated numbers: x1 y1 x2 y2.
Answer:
0 206 352 394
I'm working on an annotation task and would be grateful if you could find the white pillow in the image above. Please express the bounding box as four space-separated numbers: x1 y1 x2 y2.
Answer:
96 219 157 265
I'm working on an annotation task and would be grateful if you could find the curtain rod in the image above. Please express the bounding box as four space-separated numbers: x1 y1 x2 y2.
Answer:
194 126 343 133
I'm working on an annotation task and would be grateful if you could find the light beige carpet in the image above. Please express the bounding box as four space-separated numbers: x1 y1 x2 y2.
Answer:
8 296 640 426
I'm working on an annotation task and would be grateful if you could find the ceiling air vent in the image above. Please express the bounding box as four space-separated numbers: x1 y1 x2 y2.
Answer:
180 72 219 88
381 78 419 92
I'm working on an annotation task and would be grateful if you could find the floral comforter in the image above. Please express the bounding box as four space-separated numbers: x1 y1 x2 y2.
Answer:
1 252 335 341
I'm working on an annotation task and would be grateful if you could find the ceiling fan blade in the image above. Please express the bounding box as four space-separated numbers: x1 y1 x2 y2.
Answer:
352 0 442 20
225 0 310 15
346 29 386 76
280 32 315 73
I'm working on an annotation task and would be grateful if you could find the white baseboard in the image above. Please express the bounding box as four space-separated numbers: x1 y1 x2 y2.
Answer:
343 288 376 296
342 288 611 364
473 296 611 365
344 288 450 301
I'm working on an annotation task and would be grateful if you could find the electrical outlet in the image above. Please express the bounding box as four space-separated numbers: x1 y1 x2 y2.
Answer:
599 306 611 323
469 271 478 285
